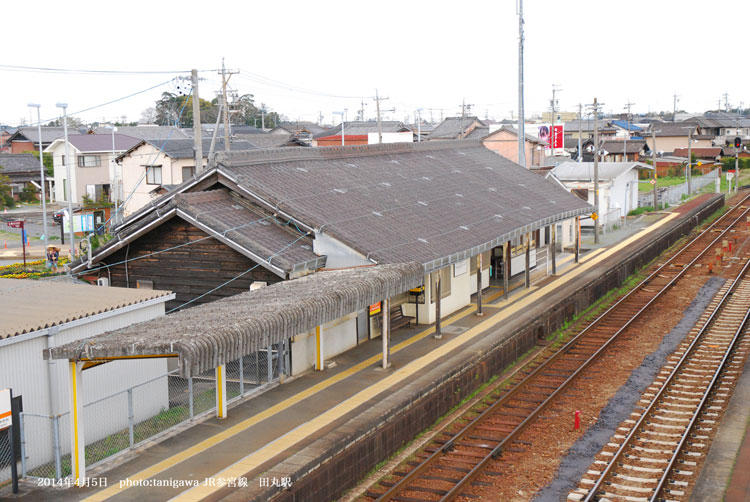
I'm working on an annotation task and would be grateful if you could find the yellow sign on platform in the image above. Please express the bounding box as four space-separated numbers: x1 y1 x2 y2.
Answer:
591 212 598 221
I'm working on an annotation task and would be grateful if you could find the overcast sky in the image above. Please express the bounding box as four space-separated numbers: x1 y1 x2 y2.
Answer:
2 0 747 127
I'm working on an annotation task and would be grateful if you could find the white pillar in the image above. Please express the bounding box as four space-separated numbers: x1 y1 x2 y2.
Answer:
315 326 324 371
215 364 227 419
67 361 85 484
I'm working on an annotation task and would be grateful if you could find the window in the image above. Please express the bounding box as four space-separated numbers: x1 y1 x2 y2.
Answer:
182 165 195 181
77 155 101 167
145 165 162 185
430 267 451 302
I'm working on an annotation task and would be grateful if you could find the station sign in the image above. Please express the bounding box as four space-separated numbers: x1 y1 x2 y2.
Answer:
6 220 23 229
0 388 11 430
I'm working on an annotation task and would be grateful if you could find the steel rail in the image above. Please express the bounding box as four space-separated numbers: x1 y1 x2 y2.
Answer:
582 257 750 502
376 194 750 502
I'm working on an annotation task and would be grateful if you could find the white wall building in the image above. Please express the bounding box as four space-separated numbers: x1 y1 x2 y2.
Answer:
548 162 653 227
0 279 174 478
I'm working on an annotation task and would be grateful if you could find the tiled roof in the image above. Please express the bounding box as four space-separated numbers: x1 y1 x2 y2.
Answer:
429 117 486 139
93 126 189 140
649 122 698 137
45 263 425 377
563 120 616 133
138 138 257 159
10 127 78 144
672 147 722 158
0 279 172 339
600 140 647 154
0 153 40 174
75 188 323 278
64 134 141 152
214 141 591 272
313 121 411 139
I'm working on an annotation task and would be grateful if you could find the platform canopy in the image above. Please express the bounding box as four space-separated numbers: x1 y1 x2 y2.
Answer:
44 262 424 377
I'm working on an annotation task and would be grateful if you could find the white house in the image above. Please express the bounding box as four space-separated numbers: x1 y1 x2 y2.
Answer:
118 138 256 217
0 279 174 480
46 134 141 206
548 162 653 227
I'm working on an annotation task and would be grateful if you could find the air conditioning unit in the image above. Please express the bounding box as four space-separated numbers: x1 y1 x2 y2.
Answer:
250 281 267 291
97 277 109 287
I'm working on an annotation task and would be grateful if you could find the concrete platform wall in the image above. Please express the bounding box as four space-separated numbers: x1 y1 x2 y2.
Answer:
255 195 725 502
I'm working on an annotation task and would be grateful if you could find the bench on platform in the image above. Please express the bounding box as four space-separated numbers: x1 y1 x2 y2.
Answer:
390 307 414 331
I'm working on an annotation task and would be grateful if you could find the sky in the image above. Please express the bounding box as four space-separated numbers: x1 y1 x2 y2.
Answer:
1 0 748 128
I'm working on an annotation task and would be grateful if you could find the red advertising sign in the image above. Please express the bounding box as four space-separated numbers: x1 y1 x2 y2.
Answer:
6 220 23 229
538 124 564 150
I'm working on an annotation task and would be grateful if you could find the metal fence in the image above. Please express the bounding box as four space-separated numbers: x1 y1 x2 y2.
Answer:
2 342 288 483
638 168 720 208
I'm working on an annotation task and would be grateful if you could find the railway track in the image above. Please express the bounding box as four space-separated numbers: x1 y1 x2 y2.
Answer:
367 195 750 502
571 258 750 502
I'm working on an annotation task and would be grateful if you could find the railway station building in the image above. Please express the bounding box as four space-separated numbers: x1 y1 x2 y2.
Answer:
74 140 591 378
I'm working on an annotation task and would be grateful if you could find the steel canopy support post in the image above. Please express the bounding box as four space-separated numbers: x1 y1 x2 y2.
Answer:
68 361 85 485
551 224 557 274
476 254 483 316
315 326 324 371
504 242 510 301
525 232 531 288
434 274 442 339
575 216 580 264
382 298 391 369
215 364 227 419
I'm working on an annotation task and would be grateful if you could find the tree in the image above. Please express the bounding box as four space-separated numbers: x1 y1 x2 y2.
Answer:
154 92 218 127
140 107 156 124
0 169 14 208
46 116 83 128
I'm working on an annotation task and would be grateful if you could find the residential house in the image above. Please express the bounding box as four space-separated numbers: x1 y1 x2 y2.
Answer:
610 120 644 139
429 116 486 140
46 134 141 206
645 122 713 154
0 279 173 478
0 127 17 152
75 141 591 375
0 153 43 200
672 147 722 162
479 125 547 167
600 140 647 162
312 121 413 146
685 112 750 145
118 138 256 216
549 162 652 226
4 127 77 154
563 119 617 140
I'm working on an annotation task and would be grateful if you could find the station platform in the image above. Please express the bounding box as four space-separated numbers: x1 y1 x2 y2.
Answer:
4 194 725 502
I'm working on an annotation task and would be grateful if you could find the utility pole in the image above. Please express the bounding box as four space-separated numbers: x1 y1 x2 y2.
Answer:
374 89 389 144
416 108 422 142
218 59 238 152
673 93 679 122
687 128 692 195
578 104 583 163
458 99 474 139
191 69 203 173
318 111 323 125
360 100 366 121
28 103 49 262
517 0 526 168
724 92 730 112
624 99 635 161
590 98 602 244
549 85 561 155
652 126 659 210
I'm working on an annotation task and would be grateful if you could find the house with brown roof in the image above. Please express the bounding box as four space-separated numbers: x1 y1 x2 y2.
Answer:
312 121 413 146
479 125 547 167
645 122 713 154
599 140 647 162
429 116 486 140
0 153 43 200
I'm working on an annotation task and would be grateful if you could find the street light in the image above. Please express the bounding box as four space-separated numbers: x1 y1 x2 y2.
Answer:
56 102 76 260
333 111 346 146
28 103 49 266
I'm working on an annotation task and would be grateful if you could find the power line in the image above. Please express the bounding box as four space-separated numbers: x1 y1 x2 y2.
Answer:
0 64 215 75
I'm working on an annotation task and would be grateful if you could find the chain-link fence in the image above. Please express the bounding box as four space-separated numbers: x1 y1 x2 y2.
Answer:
4 343 288 483
638 168 720 207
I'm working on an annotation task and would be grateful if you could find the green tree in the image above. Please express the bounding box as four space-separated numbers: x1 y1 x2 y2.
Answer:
155 92 219 127
0 168 14 208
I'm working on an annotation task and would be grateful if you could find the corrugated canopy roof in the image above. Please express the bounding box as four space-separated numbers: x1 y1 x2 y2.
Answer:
0 279 172 339
552 161 652 181
45 263 424 377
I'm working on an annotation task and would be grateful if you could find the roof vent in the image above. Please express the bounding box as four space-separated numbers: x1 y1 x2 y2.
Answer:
417 201 428 206
391 160 400 164
425 155 434 159
494 214 503 219
485 166 494 170
421 176 432 181
460 225 469 230
418 238 428 243
522 206 531 210
300 244 312 250
488 187 497 192
452 169 462 173
455 193 463 198
259 220 271 226
380 182 391 187
457 151 466 156
372 211 382 216
347 163 357 168
296 167 308 172
231 204 243 210
333 188 347 194
518 183 526 187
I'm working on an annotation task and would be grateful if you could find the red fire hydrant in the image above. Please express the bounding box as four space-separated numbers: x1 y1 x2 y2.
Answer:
574 410 581 431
